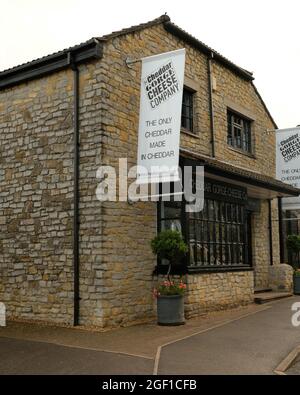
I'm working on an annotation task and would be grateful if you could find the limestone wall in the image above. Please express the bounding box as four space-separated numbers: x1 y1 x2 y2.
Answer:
185 271 254 318
0 20 279 327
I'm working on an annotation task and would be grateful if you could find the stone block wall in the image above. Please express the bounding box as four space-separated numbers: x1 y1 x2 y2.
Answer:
0 63 106 326
252 200 272 289
251 199 281 289
98 22 279 325
0 71 75 323
212 62 276 176
269 264 294 292
271 198 281 268
185 271 254 318
0 19 280 328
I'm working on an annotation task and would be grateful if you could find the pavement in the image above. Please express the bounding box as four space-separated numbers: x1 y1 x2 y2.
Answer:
287 355 300 375
0 296 300 375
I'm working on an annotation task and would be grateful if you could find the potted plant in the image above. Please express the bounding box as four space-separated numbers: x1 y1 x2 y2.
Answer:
151 229 188 326
294 269 300 295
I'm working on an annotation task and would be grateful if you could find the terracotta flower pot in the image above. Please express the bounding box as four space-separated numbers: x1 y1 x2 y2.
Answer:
157 294 185 326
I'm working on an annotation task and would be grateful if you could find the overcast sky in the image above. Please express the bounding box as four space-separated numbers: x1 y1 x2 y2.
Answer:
1 0 299 128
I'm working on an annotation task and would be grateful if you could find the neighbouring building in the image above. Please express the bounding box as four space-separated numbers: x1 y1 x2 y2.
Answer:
0 15 298 328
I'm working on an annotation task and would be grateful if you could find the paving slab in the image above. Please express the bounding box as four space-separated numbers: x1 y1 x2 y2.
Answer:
287 356 300 375
0 337 153 375
158 296 300 375
1 298 299 375
254 291 293 304
0 304 267 359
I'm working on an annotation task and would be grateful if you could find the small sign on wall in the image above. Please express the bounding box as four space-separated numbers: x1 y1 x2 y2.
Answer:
137 49 185 184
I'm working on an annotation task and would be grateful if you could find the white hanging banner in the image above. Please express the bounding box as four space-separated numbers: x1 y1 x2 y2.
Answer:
276 127 300 210
136 49 185 184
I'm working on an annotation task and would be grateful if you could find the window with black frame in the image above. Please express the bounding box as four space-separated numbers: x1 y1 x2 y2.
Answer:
181 88 194 133
157 177 251 272
227 110 252 153
189 199 250 269
158 200 182 233
157 199 185 272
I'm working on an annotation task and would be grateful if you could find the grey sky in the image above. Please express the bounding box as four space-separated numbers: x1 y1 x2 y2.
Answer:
1 0 299 128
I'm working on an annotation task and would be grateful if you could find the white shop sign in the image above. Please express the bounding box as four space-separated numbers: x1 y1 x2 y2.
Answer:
276 127 300 210
137 49 185 184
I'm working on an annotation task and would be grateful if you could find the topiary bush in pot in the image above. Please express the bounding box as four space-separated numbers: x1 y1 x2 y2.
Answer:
151 230 188 326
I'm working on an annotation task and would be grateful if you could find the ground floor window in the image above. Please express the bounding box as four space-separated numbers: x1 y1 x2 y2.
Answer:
283 209 300 268
189 199 249 268
157 177 252 272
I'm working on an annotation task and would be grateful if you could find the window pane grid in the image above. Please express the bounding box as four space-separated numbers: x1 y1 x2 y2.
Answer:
227 111 252 153
188 200 248 268
181 89 194 133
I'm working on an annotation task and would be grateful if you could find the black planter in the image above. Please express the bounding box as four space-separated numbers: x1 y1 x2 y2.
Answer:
294 275 300 295
157 295 185 326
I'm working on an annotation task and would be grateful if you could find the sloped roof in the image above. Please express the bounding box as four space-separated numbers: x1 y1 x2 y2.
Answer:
98 14 169 41
0 14 277 128
96 14 254 81
0 14 253 84
0 38 102 89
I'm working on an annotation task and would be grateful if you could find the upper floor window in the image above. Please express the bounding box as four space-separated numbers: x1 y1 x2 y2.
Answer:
227 110 252 153
181 88 194 133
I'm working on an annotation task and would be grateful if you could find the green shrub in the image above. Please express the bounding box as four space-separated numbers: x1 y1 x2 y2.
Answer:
151 230 188 297
287 234 300 253
151 229 188 265
286 235 300 271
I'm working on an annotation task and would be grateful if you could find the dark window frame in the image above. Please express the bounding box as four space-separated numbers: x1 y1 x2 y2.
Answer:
181 87 195 134
227 109 252 153
156 184 188 275
155 174 252 275
188 198 251 270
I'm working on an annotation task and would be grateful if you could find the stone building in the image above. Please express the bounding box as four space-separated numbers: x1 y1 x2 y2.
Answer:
0 15 298 328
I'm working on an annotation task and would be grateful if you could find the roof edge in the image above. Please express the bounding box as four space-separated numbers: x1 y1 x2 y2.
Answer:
98 14 170 41
97 15 255 82
0 14 256 89
0 40 102 90
251 82 278 129
163 21 254 82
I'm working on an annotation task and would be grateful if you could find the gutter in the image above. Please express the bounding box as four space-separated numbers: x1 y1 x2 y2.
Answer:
69 54 80 326
207 52 215 157
0 39 102 89
68 41 101 326
268 199 273 266
278 197 285 263
69 40 101 326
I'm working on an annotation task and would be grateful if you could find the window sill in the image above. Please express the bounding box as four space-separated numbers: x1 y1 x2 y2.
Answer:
154 265 253 276
153 264 187 276
227 145 256 159
187 266 253 274
181 129 200 139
